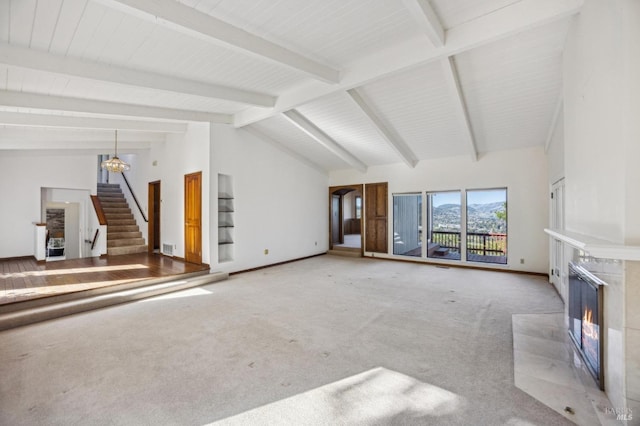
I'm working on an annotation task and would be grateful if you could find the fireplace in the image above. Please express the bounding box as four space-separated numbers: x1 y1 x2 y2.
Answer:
568 262 605 390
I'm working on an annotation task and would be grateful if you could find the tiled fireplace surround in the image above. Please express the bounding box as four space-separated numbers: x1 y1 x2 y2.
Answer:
542 229 640 424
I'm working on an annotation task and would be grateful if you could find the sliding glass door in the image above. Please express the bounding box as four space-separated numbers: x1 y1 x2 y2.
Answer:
466 188 507 264
426 191 461 260
393 193 422 257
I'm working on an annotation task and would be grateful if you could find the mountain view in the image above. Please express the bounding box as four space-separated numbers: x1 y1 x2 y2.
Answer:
433 202 506 234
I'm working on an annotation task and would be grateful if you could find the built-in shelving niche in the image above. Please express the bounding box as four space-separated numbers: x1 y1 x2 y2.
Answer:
218 174 234 263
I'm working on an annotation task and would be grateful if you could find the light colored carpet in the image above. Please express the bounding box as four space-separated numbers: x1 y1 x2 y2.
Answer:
0 255 571 425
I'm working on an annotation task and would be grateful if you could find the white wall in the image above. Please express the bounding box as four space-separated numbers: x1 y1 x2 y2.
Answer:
547 108 564 186
330 146 549 273
147 123 210 264
209 124 329 273
0 151 98 258
563 0 639 243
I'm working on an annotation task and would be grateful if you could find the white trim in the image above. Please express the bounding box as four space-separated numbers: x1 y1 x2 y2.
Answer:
544 228 640 261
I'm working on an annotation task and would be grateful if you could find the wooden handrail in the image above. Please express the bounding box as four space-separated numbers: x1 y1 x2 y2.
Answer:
90 195 107 225
121 173 148 223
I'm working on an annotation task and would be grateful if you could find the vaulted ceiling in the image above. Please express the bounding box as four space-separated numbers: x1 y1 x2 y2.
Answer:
0 0 581 172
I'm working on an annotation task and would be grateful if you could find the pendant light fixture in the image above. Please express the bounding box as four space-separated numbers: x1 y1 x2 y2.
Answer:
101 130 130 173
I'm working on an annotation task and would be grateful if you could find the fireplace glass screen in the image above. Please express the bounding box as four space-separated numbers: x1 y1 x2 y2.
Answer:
568 262 604 389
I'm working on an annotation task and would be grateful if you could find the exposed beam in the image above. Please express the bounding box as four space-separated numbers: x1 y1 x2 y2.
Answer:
234 0 583 127
402 0 445 47
544 97 563 153
0 90 232 123
102 0 340 84
0 43 275 108
0 111 187 133
441 57 477 161
282 110 367 173
345 89 418 168
242 127 327 175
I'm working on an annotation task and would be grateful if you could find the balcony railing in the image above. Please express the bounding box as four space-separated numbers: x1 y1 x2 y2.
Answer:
431 231 507 259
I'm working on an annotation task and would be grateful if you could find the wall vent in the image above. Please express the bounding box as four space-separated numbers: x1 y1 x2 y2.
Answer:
162 243 174 256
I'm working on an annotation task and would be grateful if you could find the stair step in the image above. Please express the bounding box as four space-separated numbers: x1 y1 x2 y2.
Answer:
107 238 146 247
0 272 227 331
108 225 139 233
103 208 131 214
108 231 142 240
97 186 122 192
105 213 134 220
97 183 120 188
100 198 129 207
107 219 137 226
107 245 148 256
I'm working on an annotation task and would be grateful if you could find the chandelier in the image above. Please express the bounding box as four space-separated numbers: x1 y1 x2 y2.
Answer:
101 130 130 173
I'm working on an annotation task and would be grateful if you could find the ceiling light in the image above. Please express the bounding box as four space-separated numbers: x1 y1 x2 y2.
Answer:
101 130 130 173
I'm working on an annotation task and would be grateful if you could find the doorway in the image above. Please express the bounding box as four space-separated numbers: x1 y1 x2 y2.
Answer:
329 184 363 254
44 202 80 261
184 172 202 264
148 181 161 254
550 178 565 300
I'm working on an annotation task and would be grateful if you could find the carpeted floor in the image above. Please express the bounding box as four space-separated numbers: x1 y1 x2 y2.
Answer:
0 255 572 425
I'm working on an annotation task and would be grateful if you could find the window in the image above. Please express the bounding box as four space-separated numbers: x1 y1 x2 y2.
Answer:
393 194 422 257
355 196 362 219
426 191 462 260
466 188 507 264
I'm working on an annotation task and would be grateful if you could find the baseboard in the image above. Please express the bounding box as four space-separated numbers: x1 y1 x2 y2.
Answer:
361 253 548 276
229 252 327 276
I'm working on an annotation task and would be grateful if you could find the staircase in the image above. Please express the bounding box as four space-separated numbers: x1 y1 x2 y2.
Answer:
97 183 148 256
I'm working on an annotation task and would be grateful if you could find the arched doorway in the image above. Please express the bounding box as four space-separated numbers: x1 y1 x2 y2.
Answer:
329 184 363 256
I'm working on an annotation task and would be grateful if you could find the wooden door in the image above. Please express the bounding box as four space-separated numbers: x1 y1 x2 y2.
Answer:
184 172 202 264
148 181 161 254
365 182 388 253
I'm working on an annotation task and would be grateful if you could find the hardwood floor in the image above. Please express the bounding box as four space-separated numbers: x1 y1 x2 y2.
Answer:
0 254 209 305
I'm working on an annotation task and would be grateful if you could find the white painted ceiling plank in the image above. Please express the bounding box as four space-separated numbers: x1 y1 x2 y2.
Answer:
0 43 275 107
100 0 340 83
242 127 328 175
234 0 583 127
441 57 477 161
544 96 563 153
0 90 231 123
402 0 445 47
345 89 418 168
0 111 187 133
282 110 367 173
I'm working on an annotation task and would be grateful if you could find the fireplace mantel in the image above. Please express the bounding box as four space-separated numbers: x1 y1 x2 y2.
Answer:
544 228 640 261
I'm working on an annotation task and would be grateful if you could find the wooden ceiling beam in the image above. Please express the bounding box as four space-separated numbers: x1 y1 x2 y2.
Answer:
402 0 445 47
102 0 340 84
234 0 583 127
282 110 367 173
0 90 232 123
0 111 187 133
441 57 477 162
0 43 275 108
346 89 418 168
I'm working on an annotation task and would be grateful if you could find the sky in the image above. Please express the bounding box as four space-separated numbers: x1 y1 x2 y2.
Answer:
430 189 506 207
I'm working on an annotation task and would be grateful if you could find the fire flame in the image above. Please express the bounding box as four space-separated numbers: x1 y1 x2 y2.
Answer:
582 308 598 350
